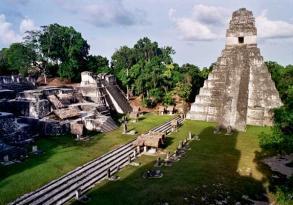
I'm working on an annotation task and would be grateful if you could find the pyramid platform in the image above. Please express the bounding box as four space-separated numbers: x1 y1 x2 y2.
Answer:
187 8 282 131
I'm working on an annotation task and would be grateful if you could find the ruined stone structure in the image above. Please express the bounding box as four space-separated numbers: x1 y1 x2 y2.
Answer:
187 8 282 131
80 72 132 114
0 72 132 162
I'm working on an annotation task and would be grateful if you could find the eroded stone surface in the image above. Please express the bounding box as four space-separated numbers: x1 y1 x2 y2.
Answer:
80 71 132 114
0 73 124 161
187 8 282 131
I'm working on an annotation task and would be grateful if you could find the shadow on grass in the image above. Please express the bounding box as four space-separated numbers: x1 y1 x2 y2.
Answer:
72 126 268 205
254 149 293 203
110 112 125 125
137 116 146 121
162 136 174 148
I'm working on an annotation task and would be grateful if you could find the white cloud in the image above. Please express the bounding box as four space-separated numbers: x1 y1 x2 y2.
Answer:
256 11 293 39
0 14 21 45
170 5 293 41
169 5 227 41
192 4 229 25
20 17 36 34
0 14 37 46
172 17 218 41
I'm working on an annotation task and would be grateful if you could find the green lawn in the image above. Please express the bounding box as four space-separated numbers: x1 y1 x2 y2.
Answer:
72 120 274 205
0 113 172 205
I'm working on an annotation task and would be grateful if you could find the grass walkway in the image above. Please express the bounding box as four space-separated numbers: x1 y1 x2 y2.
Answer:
0 113 172 205
73 120 273 205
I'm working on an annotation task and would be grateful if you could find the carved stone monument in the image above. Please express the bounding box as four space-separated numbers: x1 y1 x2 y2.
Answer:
187 8 282 131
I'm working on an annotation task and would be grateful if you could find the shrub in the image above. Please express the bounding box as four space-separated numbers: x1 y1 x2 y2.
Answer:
149 88 164 102
275 177 293 205
163 92 174 105
142 98 156 108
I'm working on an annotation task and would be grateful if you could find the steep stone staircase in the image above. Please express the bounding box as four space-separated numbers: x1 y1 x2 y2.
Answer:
102 81 132 113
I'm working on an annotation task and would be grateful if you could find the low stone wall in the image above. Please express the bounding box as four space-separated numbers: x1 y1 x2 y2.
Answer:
10 99 51 118
0 90 16 99
39 119 70 136
0 75 36 85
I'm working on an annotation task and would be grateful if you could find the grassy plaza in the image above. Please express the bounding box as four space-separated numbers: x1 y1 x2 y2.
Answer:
71 120 273 205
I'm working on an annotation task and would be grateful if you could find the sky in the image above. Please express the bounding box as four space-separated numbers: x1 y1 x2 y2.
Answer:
0 0 292 67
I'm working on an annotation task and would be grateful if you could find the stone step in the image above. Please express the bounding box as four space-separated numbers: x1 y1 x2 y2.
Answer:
103 83 132 114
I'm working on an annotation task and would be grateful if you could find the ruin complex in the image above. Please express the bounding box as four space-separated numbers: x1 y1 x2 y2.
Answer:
0 72 132 162
187 8 282 131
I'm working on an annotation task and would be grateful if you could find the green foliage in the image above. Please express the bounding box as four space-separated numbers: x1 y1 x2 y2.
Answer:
275 177 293 205
111 46 134 73
111 37 177 100
111 37 208 105
260 107 293 153
22 24 114 80
39 24 90 80
163 63 174 78
259 129 285 150
180 63 207 101
4 24 114 79
86 55 111 74
57 59 78 80
259 62 293 153
163 92 174 105
39 24 89 63
4 30 209 94
174 82 192 101
142 98 156 108
4 43 36 76
265 61 293 106
0 48 10 75
149 88 164 102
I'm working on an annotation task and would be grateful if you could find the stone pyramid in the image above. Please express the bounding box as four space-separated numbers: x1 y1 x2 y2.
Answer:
187 8 282 131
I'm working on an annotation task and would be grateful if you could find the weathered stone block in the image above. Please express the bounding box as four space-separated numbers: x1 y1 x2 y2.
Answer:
0 90 16 99
11 99 51 118
39 119 70 136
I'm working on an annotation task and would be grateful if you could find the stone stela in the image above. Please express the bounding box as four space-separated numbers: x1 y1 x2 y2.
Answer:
187 8 282 131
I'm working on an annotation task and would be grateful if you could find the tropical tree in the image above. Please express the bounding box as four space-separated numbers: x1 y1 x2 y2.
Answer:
5 43 36 76
0 48 10 75
24 23 90 80
86 55 111 74
175 82 192 101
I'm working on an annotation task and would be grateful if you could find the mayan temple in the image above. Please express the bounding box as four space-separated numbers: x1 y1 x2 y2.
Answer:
187 8 282 131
